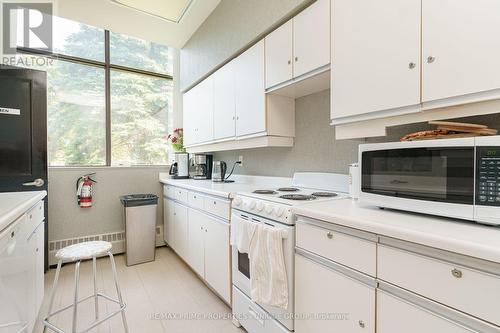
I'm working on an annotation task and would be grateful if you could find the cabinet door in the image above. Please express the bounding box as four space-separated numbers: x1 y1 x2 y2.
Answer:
204 216 230 303
293 0 330 77
35 222 44 317
378 291 476 333
182 88 197 146
234 40 266 137
331 0 421 119
295 254 375 333
422 0 500 103
163 198 175 246
174 203 189 260
187 209 206 277
196 76 214 143
265 20 293 88
213 61 236 140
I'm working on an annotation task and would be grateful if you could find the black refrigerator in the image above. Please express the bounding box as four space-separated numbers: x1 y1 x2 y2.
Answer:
0 67 49 271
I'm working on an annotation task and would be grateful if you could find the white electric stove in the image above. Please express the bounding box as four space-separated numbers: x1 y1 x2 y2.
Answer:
231 172 350 333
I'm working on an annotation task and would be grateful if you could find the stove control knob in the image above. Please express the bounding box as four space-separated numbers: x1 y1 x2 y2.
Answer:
249 201 256 210
257 202 265 211
233 197 242 207
266 205 274 214
276 207 285 217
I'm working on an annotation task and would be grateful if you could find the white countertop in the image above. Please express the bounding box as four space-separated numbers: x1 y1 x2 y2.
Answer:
0 191 47 232
292 199 500 263
159 173 291 198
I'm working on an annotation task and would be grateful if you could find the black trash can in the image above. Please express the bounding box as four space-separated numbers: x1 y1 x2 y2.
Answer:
120 194 158 266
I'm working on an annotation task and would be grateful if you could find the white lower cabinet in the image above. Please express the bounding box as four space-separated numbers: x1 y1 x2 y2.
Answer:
164 186 231 304
188 208 231 303
173 202 189 261
204 215 230 303
187 209 205 277
295 253 375 333
163 198 175 246
377 290 489 333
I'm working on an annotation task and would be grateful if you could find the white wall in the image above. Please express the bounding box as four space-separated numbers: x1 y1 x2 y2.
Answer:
48 166 168 241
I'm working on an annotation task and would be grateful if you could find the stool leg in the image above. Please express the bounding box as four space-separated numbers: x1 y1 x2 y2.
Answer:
108 252 129 333
45 259 63 323
72 261 81 333
93 256 99 320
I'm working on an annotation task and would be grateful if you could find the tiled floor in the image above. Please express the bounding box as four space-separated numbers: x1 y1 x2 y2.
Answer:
35 247 244 333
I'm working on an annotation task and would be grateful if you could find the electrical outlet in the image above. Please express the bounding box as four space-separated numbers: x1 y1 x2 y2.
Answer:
238 155 244 166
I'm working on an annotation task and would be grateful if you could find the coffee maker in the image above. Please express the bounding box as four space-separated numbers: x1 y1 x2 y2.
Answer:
192 154 213 180
169 152 190 179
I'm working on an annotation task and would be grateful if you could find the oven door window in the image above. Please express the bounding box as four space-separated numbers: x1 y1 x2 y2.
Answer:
362 147 474 204
238 251 250 279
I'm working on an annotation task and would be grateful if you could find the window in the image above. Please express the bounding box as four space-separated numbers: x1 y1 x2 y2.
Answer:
111 71 172 165
18 18 173 166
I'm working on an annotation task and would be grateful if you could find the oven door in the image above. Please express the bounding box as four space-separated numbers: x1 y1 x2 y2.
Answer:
231 210 295 331
360 140 475 220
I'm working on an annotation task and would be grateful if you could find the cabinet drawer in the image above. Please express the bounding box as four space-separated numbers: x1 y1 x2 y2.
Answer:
27 200 44 230
378 244 500 326
233 287 289 333
188 192 205 210
163 185 175 199
204 197 230 220
174 188 189 204
296 221 376 276
378 291 484 333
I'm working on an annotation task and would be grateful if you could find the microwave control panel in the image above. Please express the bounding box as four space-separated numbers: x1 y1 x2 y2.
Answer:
477 147 500 206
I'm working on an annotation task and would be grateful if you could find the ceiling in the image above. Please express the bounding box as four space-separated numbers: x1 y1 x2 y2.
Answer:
111 0 194 23
54 0 221 48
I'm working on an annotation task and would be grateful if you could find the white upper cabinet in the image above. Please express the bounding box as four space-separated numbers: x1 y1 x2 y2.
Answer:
183 76 214 145
234 40 266 137
422 0 500 103
213 60 236 140
182 88 196 147
195 76 214 143
265 20 293 89
293 0 331 77
331 0 421 120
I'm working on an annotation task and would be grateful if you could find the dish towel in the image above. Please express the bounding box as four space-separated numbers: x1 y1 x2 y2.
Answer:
249 223 288 309
230 214 257 253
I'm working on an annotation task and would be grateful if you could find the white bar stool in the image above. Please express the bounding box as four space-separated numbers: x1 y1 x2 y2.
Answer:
43 241 129 333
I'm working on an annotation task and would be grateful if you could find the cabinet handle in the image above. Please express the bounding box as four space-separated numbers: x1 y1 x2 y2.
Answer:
358 320 365 328
36 248 39 252
29 214 33 219
232 116 235 120
408 62 416 69
451 268 463 278
427 56 436 63
295 56 298 62
287 60 291 65
326 232 333 239
200 226 203 230
213 201 217 205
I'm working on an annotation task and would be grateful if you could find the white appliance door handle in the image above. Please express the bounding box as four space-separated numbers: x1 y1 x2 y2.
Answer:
248 306 264 326
22 178 45 187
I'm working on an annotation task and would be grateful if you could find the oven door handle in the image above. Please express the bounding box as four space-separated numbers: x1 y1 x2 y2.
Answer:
248 306 264 326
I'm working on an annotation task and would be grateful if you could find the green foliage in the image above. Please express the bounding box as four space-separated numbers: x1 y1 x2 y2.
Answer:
31 22 173 166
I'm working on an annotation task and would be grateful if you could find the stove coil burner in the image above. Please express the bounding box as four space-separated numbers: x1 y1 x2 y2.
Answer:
280 194 317 201
277 187 300 192
253 190 277 195
311 192 338 197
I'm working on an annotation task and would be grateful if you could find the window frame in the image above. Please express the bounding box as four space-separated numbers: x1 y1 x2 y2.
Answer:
17 30 173 167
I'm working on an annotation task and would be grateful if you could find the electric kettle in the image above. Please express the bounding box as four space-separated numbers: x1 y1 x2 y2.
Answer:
212 161 227 182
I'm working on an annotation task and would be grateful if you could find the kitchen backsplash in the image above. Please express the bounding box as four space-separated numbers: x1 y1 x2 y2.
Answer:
213 89 500 177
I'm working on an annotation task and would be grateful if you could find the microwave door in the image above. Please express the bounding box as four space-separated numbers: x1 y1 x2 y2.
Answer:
362 147 474 205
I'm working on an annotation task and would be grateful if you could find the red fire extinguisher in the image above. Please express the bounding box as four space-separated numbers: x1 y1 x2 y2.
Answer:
76 174 97 208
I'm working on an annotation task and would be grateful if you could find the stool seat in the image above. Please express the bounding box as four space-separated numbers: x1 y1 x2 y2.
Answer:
56 241 112 261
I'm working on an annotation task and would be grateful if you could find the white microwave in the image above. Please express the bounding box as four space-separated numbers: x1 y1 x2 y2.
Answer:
359 136 500 225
